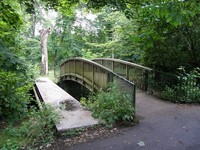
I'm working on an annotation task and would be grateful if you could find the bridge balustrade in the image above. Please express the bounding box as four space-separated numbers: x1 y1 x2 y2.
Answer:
93 58 200 101
60 58 136 107
93 58 153 91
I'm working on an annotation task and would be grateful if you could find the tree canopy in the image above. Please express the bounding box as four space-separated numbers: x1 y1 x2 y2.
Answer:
1 0 200 71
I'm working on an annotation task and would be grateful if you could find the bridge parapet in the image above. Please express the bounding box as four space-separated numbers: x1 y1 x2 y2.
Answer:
93 58 153 91
93 58 200 103
60 58 135 107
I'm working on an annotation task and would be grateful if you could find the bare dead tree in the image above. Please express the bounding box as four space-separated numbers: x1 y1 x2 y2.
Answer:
39 28 51 75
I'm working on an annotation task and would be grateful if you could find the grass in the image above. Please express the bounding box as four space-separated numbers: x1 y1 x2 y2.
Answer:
0 126 26 149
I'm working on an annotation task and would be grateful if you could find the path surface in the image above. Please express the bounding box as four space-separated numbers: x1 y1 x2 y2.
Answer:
68 90 200 150
35 77 98 131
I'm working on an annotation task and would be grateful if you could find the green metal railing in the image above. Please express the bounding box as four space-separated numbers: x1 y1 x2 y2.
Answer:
93 58 200 103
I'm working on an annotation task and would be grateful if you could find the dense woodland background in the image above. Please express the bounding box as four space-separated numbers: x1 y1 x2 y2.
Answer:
1 0 200 73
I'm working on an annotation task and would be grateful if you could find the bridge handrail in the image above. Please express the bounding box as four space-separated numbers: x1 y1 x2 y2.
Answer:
93 58 152 91
62 58 130 74
93 58 153 71
92 58 182 94
60 58 134 86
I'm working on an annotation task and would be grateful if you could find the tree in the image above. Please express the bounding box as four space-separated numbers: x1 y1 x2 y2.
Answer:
0 0 25 72
81 0 200 71
134 0 200 71
39 28 51 75
76 7 139 62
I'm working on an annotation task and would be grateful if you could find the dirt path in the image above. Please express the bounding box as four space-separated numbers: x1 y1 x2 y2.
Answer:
67 90 200 150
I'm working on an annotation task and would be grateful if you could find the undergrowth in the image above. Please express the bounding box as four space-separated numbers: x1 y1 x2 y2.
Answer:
162 67 200 103
81 83 135 125
0 104 60 150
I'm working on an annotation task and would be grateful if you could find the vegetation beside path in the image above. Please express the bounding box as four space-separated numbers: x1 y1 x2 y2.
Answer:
0 82 136 149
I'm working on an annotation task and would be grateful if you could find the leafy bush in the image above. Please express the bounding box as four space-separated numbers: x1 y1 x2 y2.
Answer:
162 86 177 102
0 41 26 73
24 105 60 146
1 104 60 149
81 83 135 124
163 68 200 103
1 139 21 150
0 70 33 119
177 68 200 103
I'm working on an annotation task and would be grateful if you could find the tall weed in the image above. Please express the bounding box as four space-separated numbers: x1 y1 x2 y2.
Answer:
81 83 135 124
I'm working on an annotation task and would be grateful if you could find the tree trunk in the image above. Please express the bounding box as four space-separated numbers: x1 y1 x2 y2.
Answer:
39 28 50 75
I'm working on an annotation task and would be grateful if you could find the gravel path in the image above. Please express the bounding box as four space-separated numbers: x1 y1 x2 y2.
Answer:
68 90 200 150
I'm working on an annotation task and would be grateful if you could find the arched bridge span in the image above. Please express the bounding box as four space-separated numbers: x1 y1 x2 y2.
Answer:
60 58 136 106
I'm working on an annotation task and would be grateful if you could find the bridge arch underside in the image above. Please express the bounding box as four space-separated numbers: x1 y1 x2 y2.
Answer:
59 74 100 99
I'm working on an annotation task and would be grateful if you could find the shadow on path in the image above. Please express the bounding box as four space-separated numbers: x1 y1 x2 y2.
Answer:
68 90 200 150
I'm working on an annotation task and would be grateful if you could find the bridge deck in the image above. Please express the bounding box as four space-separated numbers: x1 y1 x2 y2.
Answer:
34 77 99 132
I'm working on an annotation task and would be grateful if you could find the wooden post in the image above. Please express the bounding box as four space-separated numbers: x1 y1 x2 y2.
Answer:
126 65 129 80
39 28 51 75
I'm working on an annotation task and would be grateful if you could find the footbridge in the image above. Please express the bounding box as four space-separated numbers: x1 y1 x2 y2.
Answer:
34 57 195 131
60 58 136 106
60 58 182 101
34 58 141 132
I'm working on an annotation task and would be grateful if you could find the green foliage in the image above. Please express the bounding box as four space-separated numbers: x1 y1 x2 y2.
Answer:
85 0 133 17
0 70 33 119
176 68 200 102
80 7 140 61
62 128 84 138
48 14 85 71
0 48 26 72
162 86 177 102
163 68 200 103
1 139 21 150
81 83 135 124
0 104 60 149
136 1 200 71
19 105 60 146
0 1 23 45
82 48 102 59
83 0 200 71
